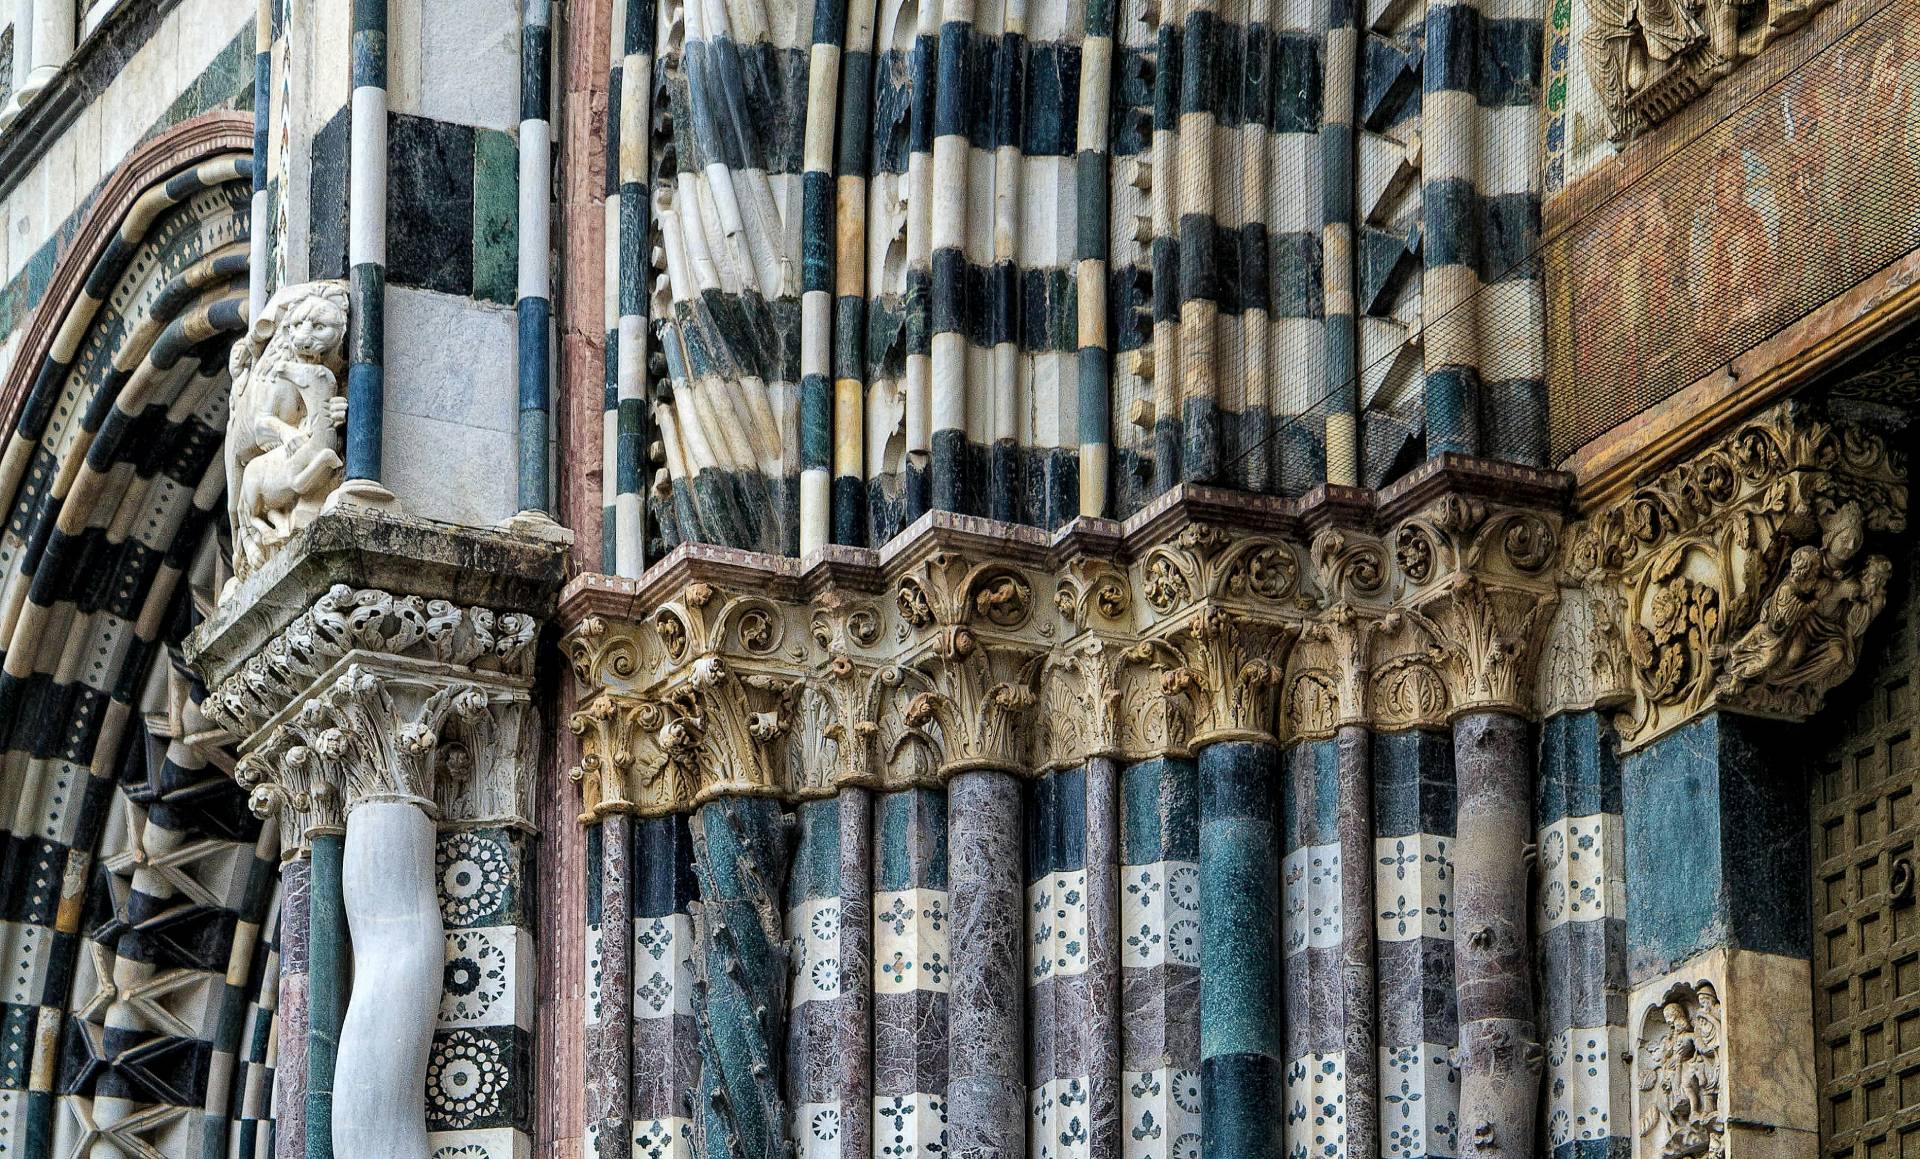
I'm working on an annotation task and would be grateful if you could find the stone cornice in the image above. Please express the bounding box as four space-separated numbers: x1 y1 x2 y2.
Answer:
561 458 1576 820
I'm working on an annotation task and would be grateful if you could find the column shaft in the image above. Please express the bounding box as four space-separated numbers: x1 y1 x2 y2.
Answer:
276 856 312 1159
307 833 348 1159
1199 740 1281 1159
691 797 792 1159
947 769 1026 1158
1085 757 1122 1159
333 802 444 1159
586 815 636 1159
1336 725 1377 1159
1452 711 1542 1154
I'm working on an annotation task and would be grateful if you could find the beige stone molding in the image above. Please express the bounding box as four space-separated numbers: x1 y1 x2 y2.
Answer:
1543 401 1907 750
561 458 1571 820
209 585 545 848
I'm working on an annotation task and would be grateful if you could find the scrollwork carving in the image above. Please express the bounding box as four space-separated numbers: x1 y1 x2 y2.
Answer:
1573 403 1906 747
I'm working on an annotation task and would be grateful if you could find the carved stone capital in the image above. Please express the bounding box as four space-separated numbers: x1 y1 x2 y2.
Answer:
560 464 1577 817
203 583 538 741
237 659 535 845
893 553 1045 776
1562 402 1907 749
203 584 544 844
1134 607 1296 747
1389 494 1563 719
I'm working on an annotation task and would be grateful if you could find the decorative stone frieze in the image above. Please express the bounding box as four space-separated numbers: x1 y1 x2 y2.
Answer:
1546 401 1907 750
1581 0 1831 141
561 460 1577 816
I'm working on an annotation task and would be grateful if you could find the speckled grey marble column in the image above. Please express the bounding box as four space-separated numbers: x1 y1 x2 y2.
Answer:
275 855 311 1159
1084 758 1122 1159
947 769 1027 1159
1335 726 1377 1159
1452 712 1541 1156
690 797 792 1159
585 815 634 1159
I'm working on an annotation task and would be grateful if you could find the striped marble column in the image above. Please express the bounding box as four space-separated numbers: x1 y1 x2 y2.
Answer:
275 855 311 1159
901 0 939 522
1320 0 1360 485
800 0 848 556
947 771 1027 1158
1418 0 1480 458
831 0 876 545
345 0 390 486
632 815 699 1158
1026 763 1122 1159
517 0 556 517
690 798 792 1159
985 0 1026 525
1281 740 1343 1159
1118 756 1201 1159
873 787 951 1159
1173 0 1220 485
1535 712 1628 1159
201 821 282 1159
1371 729 1459 1159
787 793 874 1159
252 0 273 324
613 0 655 575
1199 740 1281 1159
927 0 975 513
1146 0 1181 490
231 892 283 1159
1074 0 1115 518
585 815 635 1159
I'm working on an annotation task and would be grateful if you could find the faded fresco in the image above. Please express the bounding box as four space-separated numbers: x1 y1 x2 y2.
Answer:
1544 2 1920 459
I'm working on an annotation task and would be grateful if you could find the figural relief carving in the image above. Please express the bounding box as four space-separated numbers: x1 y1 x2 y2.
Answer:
1558 402 1906 747
1582 0 1829 140
1636 980 1724 1159
225 280 351 586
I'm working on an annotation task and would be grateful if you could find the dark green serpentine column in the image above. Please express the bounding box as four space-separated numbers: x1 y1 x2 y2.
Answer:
689 797 793 1159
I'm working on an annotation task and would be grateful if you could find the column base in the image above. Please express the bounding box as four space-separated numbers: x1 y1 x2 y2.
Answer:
497 508 576 544
324 478 405 515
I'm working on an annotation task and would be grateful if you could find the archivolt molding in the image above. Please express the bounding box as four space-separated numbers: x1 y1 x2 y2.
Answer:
561 460 1576 819
1543 401 1908 750
208 584 544 846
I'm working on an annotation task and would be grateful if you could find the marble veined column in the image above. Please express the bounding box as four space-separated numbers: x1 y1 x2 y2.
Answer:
947 770 1027 1158
1198 739 1282 1159
333 802 444 1159
691 797 793 1159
